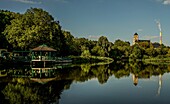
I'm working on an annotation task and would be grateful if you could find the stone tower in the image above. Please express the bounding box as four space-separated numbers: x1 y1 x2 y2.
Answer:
133 33 139 45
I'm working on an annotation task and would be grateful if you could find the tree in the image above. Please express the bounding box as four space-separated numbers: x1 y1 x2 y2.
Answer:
111 39 130 59
81 49 91 57
145 47 155 57
130 45 144 59
91 45 106 57
51 21 66 56
0 10 17 49
4 8 63 51
109 47 123 60
73 38 92 56
62 31 77 55
97 36 109 49
114 39 130 47
138 42 150 49
91 36 110 57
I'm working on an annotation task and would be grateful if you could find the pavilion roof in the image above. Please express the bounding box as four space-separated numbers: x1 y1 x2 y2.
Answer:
32 44 57 51
30 78 56 84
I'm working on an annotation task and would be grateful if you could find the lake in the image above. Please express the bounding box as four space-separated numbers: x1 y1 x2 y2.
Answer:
0 61 170 104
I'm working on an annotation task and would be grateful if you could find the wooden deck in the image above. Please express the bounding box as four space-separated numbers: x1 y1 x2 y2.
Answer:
32 67 57 70
31 59 56 62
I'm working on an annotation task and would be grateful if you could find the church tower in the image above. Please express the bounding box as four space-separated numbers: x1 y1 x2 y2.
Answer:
133 33 139 45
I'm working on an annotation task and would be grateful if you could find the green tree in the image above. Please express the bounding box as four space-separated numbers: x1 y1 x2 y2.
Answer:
4 8 63 52
91 36 110 57
138 42 150 49
0 10 17 49
62 31 78 55
130 45 144 59
109 47 123 60
73 38 92 56
110 39 130 59
166 49 170 57
50 21 66 56
91 45 106 57
97 36 109 49
81 48 91 57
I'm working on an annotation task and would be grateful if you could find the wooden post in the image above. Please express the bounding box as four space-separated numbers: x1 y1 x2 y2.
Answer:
40 69 42 78
44 61 45 67
40 51 42 60
32 52 34 60
49 52 51 60
49 69 51 77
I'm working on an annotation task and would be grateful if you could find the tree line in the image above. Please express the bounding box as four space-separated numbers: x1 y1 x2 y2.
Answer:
0 8 170 59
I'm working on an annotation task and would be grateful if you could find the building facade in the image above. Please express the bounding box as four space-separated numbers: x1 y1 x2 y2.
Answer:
133 33 150 45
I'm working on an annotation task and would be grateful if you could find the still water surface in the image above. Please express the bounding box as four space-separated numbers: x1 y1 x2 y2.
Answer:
0 62 170 104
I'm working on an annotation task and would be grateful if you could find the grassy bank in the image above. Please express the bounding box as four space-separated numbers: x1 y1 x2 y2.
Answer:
69 56 114 64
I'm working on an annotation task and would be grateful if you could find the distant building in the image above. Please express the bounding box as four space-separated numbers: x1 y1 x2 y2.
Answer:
133 33 161 48
133 33 150 45
152 42 161 48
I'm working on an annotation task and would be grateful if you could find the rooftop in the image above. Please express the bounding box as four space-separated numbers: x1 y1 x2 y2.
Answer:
32 44 57 51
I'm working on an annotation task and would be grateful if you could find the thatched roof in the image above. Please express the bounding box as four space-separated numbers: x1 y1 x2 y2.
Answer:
32 44 57 51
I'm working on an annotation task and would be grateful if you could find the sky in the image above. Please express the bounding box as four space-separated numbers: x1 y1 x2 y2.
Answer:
0 0 170 45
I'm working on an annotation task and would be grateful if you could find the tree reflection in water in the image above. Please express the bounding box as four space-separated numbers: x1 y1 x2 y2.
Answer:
2 77 72 104
0 61 170 103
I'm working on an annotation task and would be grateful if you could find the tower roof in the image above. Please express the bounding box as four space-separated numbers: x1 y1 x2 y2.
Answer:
134 33 138 35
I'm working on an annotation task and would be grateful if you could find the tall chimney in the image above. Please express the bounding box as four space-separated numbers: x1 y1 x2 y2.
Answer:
160 31 162 45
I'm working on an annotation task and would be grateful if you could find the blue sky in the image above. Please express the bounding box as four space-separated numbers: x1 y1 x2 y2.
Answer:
0 0 170 45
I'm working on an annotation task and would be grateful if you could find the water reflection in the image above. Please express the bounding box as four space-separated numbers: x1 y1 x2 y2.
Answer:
0 62 170 103
2 78 72 104
157 74 162 96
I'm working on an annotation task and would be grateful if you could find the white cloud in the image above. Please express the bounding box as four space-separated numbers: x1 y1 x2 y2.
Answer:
88 35 100 40
137 29 143 32
162 0 170 5
13 0 41 4
157 0 170 5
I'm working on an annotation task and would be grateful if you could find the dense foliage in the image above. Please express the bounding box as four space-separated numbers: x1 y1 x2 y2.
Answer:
0 8 170 58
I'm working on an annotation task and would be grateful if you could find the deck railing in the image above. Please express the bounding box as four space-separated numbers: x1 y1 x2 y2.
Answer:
32 56 56 61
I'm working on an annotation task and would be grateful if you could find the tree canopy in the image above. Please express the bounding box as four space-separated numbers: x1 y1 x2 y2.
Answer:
3 8 62 50
0 7 169 58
